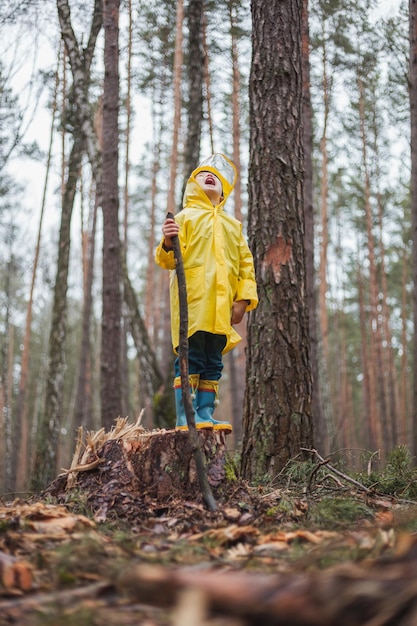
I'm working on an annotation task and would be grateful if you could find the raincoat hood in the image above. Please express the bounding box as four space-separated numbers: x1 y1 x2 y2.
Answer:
183 153 237 208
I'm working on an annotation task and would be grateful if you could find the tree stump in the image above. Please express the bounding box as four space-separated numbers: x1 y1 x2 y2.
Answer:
44 419 229 521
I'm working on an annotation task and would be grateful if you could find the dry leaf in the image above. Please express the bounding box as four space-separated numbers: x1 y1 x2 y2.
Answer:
222 508 241 521
226 543 252 561
253 541 288 555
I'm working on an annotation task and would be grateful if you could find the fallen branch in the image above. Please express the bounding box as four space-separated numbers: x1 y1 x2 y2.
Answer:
301 448 374 495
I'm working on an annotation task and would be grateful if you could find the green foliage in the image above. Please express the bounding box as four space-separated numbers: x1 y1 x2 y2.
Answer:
224 454 238 483
310 496 374 528
356 446 417 500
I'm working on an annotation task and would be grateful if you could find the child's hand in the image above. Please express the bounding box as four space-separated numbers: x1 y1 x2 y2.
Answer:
231 300 248 325
162 218 180 249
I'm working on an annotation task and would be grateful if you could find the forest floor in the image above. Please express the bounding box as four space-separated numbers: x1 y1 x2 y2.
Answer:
2 444 417 625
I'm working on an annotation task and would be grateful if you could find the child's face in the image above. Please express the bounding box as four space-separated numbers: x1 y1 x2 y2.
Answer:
195 170 223 205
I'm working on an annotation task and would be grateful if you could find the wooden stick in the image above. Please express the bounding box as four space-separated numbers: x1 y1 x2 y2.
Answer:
167 213 217 512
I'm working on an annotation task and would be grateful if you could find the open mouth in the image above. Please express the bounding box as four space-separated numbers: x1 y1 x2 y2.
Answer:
205 174 215 185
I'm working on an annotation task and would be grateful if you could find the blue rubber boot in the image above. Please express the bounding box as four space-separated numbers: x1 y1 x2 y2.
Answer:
174 374 213 430
197 380 232 434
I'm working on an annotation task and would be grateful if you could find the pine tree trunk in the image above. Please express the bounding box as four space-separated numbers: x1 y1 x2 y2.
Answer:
228 0 246 440
145 124 161 345
376 189 399 448
318 23 330 366
101 0 122 428
409 0 417 461
400 246 411 444
357 266 378 451
73 192 98 430
167 0 184 217
183 0 204 184
242 0 313 480
302 0 327 455
202 11 215 155
358 77 389 454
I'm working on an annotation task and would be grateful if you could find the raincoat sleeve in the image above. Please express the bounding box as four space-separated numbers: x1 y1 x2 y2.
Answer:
155 239 176 270
235 234 258 311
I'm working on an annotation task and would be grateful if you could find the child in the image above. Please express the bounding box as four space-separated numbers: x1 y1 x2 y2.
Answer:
155 153 258 433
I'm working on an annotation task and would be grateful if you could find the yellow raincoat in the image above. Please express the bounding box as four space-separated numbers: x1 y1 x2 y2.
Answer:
155 154 258 354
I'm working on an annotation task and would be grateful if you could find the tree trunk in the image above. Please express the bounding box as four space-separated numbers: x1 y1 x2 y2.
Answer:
73 191 98 430
202 11 215 155
242 0 313 480
357 264 377 451
101 0 122 428
358 76 388 454
56 0 103 186
318 20 330 367
409 0 417 462
302 0 327 455
167 0 184 217
145 113 161 345
400 245 411 444
228 0 246 441
182 0 204 185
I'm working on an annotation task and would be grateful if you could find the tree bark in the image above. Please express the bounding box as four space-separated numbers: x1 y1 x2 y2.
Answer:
182 0 204 186
302 0 327 455
202 11 215 155
167 0 184 217
318 19 330 367
73 191 98 430
358 76 388 454
101 0 122 428
242 0 313 480
227 0 246 443
409 0 417 462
